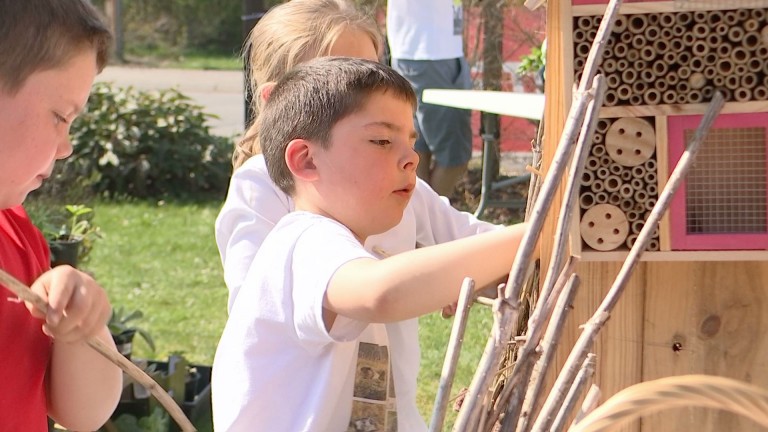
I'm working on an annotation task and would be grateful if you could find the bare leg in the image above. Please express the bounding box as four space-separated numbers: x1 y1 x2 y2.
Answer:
429 163 467 197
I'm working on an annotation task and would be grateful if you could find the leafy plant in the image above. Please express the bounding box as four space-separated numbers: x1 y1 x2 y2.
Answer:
58 82 234 200
109 306 157 352
516 44 545 77
37 203 102 266
111 407 170 432
56 205 99 239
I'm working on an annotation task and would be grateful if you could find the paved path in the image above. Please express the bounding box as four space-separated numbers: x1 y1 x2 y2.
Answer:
96 65 246 138
95 65 531 175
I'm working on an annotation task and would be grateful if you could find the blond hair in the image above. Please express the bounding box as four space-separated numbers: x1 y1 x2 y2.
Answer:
232 0 382 169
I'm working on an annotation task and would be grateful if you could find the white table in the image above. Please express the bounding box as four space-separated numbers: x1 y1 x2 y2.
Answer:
422 89 544 120
422 89 545 217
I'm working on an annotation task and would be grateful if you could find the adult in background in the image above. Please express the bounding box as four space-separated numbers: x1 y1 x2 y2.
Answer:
387 0 474 197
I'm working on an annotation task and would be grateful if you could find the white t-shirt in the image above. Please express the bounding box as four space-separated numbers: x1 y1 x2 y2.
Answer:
213 155 497 430
386 0 465 60
212 212 423 431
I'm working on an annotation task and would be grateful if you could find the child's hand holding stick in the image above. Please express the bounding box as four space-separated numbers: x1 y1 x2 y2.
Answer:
0 268 196 432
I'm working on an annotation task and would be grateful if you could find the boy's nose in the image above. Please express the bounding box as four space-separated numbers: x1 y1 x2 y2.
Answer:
56 136 73 160
402 147 419 171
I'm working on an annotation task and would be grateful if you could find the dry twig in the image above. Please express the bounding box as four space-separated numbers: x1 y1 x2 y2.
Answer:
429 277 476 432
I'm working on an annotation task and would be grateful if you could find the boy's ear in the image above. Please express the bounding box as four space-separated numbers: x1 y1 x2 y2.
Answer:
259 82 276 103
285 139 318 181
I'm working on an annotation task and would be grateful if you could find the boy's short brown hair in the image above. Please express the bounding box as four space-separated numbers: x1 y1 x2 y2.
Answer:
0 0 112 95
260 57 417 196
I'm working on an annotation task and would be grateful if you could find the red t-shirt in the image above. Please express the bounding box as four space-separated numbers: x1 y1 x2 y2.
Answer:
0 206 53 431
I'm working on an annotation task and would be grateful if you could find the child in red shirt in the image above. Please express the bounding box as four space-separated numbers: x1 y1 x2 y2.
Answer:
0 1 122 430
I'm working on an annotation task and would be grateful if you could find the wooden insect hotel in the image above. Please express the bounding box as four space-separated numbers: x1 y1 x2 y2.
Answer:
540 0 768 430
426 1 768 430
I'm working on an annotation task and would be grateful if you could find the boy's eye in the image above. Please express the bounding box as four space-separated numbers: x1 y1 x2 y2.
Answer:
54 113 69 125
370 139 391 146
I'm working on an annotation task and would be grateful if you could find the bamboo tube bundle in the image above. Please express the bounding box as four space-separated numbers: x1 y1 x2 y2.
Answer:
724 74 739 91
608 192 622 206
620 169 632 182
627 14 648 35
727 26 746 44
608 162 622 176
742 72 759 89
715 40 732 58
612 42 629 58
754 86 768 100
734 87 752 102
578 115 661 251
723 9 740 26
744 31 761 51
688 57 704 73
688 89 704 104
746 18 760 32
762 25 768 46
747 56 762 73
619 183 634 199
705 32 721 50
630 34 647 50
660 27 674 42
689 72 706 89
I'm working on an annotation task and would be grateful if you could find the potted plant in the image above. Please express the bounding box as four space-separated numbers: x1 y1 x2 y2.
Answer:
106 353 212 432
47 204 102 268
108 306 156 360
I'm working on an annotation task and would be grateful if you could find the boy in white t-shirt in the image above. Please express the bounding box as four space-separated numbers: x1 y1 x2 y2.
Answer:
211 57 528 431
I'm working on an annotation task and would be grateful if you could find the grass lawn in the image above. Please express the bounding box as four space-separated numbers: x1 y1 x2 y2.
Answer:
121 49 243 71
86 200 495 430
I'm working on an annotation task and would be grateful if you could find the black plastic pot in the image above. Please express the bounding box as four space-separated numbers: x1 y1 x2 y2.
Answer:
112 329 137 360
48 237 82 268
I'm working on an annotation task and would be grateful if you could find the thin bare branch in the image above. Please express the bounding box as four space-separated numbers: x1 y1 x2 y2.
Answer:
552 353 597 431
517 268 581 431
571 384 602 428
429 278 476 432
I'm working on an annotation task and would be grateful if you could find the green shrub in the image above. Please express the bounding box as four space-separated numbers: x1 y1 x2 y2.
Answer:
59 82 233 200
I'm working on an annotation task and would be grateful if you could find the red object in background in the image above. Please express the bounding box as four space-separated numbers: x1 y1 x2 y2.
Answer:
463 6 545 153
470 112 537 152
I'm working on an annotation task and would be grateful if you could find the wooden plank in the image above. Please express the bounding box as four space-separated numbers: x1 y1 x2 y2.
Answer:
654 115 671 251
642 261 768 431
599 101 768 119
572 0 768 16
581 250 768 261
540 0 572 267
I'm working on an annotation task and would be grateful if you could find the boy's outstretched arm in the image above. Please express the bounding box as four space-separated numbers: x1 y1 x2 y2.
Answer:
325 223 529 325
26 266 122 431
